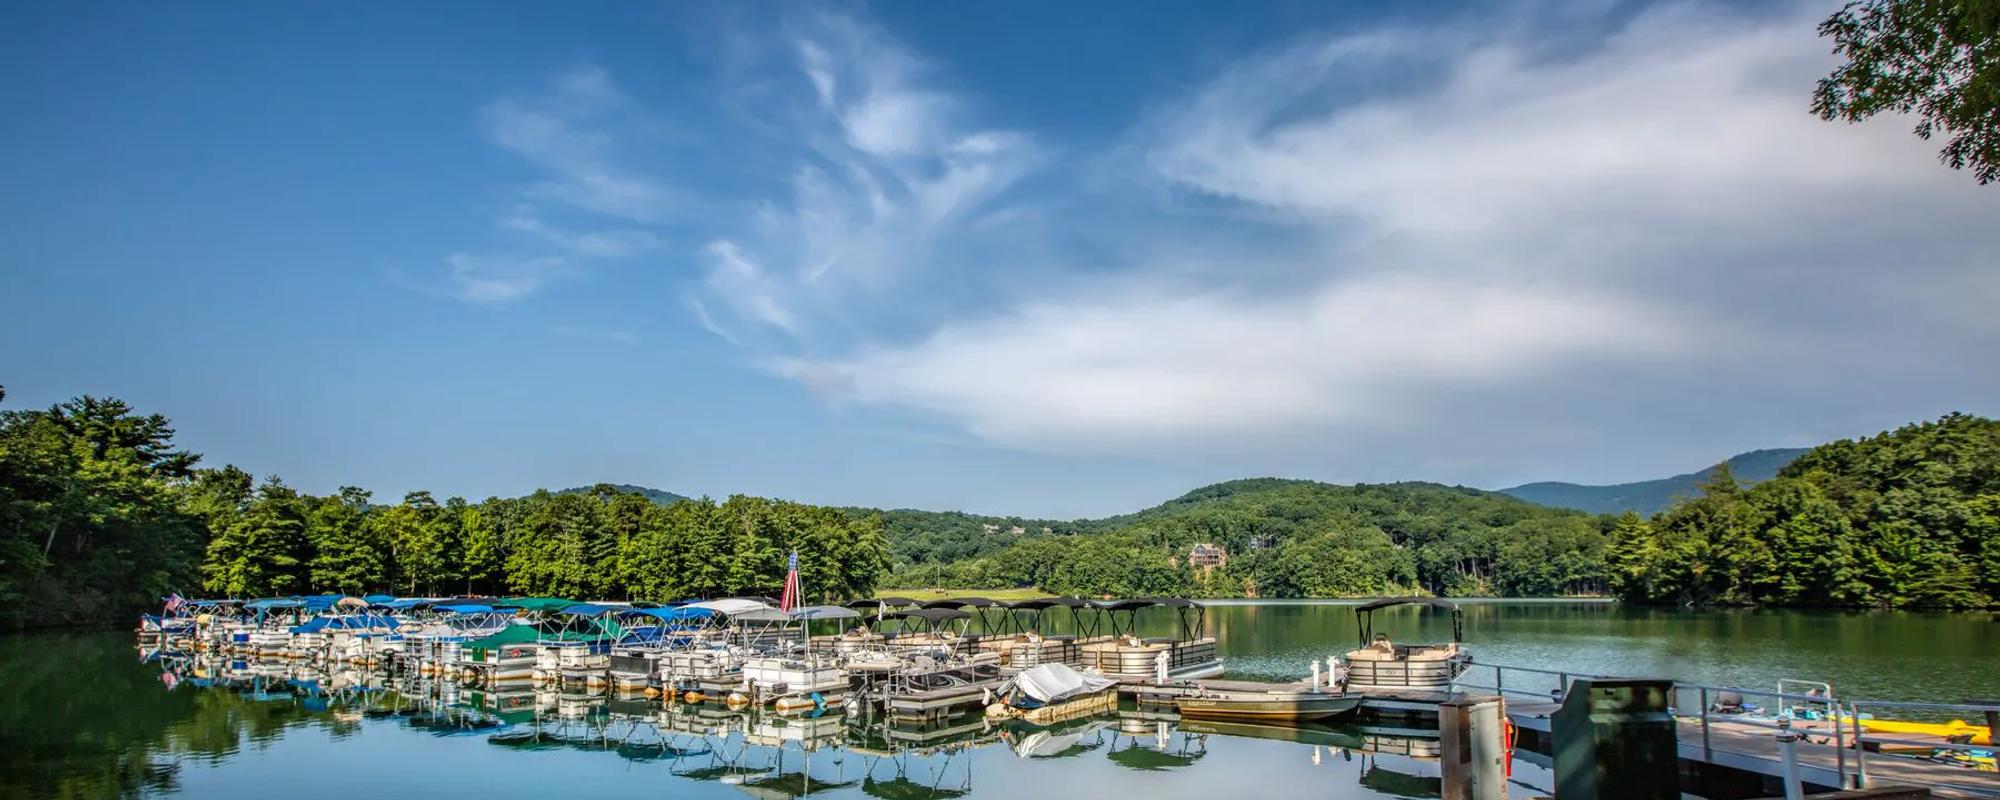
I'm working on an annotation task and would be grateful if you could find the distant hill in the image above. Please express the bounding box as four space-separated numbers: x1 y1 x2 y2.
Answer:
553 483 688 505
1499 448 1809 515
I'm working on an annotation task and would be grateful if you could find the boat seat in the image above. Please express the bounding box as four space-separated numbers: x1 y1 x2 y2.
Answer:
1142 637 1175 645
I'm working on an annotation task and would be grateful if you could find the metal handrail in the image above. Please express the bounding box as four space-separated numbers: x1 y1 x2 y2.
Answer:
1849 698 2000 713
1459 660 2000 795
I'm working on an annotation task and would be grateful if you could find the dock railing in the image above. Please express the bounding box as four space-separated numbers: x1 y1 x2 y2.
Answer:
1455 660 2000 798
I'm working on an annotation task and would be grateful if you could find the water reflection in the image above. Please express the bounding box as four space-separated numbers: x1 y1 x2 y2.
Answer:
0 634 1473 800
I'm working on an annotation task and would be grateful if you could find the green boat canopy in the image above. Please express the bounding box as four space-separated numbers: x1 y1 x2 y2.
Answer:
493 597 576 612
464 625 540 649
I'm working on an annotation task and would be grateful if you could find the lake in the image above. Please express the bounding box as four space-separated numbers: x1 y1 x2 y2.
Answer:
3 601 1992 799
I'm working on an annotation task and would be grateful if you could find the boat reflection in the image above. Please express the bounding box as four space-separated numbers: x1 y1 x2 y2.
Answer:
145 651 1457 799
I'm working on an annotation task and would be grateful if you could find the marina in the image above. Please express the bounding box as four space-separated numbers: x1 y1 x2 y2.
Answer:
113 593 2000 799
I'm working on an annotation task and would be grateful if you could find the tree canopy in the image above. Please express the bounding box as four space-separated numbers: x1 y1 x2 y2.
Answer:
1814 0 2000 183
0 392 889 629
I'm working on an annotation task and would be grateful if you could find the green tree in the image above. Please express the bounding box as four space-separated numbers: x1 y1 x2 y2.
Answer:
1814 0 2000 183
307 487 383 594
202 478 311 596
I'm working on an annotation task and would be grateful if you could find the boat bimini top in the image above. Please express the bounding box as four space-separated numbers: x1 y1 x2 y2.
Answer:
1353 597 1462 647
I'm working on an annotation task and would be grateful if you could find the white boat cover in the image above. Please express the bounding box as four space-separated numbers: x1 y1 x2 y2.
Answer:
683 598 772 616
1011 663 1117 704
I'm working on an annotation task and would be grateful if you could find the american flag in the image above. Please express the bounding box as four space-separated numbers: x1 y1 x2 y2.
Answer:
163 593 185 615
779 550 801 612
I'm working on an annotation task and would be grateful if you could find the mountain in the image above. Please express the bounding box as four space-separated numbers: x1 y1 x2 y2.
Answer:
553 483 688 505
1498 448 1809 515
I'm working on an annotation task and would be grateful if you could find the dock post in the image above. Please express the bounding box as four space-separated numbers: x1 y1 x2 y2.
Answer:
1776 718 1804 800
1311 660 1322 691
1439 695 1506 800
1699 687 1712 762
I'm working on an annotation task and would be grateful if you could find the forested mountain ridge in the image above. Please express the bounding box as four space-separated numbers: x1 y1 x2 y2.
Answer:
884 479 1610 600
3 387 1991 631
1606 413 1998 608
1500 448 1809 515
554 484 687 505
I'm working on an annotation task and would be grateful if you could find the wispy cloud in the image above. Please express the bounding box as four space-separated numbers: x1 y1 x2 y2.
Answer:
692 13 1042 343
552 325 639 344
444 253 568 305
503 206 664 259
481 65 676 224
775 2 2000 473
419 65 675 305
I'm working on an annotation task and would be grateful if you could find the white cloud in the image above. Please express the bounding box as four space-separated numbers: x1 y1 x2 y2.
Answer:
693 14 1040 342
774 2 2000 464
482 65 675 224
503 206 664 259
421 66 675 306
444 253 567 305
812 275 1705 451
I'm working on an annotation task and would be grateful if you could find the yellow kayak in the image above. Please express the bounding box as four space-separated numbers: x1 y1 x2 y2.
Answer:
1855 717 1992 746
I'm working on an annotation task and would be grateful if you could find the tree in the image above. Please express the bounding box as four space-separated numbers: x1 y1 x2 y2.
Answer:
307 487 383 594
202 478 311 596
1814 0 2000 184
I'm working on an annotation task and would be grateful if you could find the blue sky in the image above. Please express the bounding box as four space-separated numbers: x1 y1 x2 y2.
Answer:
4 1 1997 518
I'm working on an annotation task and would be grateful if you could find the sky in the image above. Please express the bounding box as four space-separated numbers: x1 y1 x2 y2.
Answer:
3 1 1997 519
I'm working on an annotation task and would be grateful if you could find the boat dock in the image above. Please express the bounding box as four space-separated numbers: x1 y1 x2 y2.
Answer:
1118 663 1999 799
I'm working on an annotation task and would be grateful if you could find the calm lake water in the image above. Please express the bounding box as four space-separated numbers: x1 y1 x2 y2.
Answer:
3 602 1992 800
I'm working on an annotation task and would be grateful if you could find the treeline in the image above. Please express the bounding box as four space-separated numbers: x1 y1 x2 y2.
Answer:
887 418 1999 609
1605 413 1998 608
889 480 1612 600
0 391 889 629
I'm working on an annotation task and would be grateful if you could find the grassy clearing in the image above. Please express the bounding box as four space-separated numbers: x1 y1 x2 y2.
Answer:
874 587 1052 602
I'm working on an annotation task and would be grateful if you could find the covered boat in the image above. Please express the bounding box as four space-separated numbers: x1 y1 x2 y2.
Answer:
985 663 1119 724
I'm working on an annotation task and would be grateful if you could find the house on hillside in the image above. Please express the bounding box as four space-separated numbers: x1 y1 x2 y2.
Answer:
1188 543 1227 568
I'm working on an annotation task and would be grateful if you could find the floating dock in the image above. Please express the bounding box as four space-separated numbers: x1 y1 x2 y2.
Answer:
1121 668 1999 800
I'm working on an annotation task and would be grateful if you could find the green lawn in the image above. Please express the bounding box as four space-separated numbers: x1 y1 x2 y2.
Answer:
874 587 1052 602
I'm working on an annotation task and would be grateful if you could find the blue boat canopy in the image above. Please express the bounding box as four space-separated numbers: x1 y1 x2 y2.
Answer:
373 598 427 610
362 594 395 604
434 603 496 614
301 595 345 612
244 598 303 610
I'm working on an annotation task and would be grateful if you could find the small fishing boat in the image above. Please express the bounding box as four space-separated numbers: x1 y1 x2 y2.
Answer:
1173 685 1361 722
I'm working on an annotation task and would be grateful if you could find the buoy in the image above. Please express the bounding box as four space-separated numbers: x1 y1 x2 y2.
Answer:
683 690 707 704
725 691 751 708
643 687 661 699
774 696 815 714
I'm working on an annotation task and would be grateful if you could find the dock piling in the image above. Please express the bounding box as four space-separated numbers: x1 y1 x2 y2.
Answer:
1777 718 1805 800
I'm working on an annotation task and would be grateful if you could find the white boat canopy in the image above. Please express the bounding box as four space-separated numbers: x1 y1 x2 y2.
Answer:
683 598 773 616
